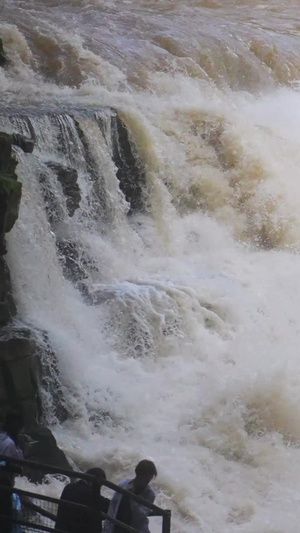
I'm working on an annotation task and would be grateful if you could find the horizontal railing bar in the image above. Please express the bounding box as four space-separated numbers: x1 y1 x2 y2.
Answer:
24 497 140 533
0 454 89 480
20 489 89 511
0 455 167 515
0 484 91 510
1 484 163 533
1 482 165 526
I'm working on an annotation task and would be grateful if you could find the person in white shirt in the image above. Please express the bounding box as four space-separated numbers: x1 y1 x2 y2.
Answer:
104 460 157 533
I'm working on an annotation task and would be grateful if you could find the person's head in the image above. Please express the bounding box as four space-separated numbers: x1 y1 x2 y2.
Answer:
86 467 106 488
3 407 23 441
134 460 157 490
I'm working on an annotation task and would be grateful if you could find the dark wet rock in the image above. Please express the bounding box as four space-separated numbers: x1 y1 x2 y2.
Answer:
23 426 72 481
39 160 81 224
0 329 39 427
56 239 87 282
0 132 18 178
111 115 146 212
0 303 10 326
0 177 22 254
0 108 147 445
35 332 70 425
0 256 16 325
0 131 34 255
46 162 81 217
0 131 34 173
38 169 64 226
0 39 7 67
0 325 70 432
12 133 34 154
56 239 99 285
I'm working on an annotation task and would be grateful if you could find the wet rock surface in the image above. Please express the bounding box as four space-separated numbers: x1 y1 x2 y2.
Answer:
0 107 146 467
46 162 81 217
0 328 39 427
23 426 72 481
0 131 33 255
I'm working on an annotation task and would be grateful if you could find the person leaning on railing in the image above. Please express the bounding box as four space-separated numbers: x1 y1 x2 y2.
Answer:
0 407 24 533
55 467 110 533
104 460 157 533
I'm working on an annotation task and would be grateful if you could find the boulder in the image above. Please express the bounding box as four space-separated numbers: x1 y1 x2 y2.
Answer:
23 426 72 482
0 330 39 427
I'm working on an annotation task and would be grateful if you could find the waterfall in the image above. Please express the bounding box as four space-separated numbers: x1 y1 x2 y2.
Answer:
2 1 300 531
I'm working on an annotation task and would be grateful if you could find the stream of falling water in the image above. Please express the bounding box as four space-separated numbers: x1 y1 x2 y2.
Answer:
2 1 300 532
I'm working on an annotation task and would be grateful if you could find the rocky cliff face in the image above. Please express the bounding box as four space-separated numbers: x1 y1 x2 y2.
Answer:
0 131 38 425
0 60 146 470
0 130 67 471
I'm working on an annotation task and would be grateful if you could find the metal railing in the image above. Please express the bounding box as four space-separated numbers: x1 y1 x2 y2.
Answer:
0 455 171 533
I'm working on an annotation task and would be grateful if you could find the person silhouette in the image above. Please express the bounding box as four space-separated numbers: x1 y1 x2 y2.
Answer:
104 460 157 533
55 467 110 533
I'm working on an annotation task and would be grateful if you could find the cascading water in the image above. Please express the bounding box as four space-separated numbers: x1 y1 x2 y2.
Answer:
2 1 300 531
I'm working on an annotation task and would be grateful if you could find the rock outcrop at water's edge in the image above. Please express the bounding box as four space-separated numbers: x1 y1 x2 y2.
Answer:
0 327 40 426
0 132 38 428
111 114 146 213
23 426 72 481
0 108 146 472
0 131 34 255
0 133 22 256
0 132 33 322
0 130 71 472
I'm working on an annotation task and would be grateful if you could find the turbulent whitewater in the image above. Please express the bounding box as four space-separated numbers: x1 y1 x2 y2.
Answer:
2 1 300 531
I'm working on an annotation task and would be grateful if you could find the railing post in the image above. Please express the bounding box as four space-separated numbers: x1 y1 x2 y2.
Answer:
162 510 171 533
91 477 100 533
